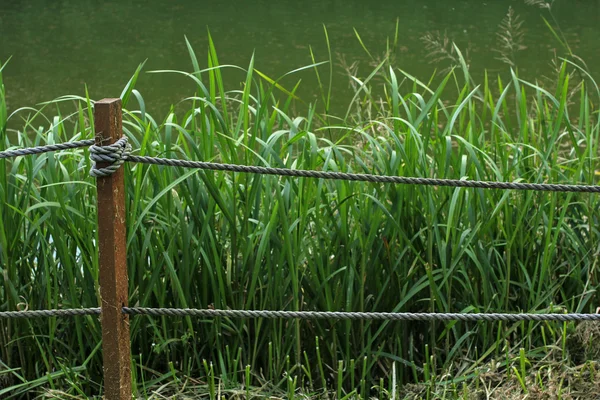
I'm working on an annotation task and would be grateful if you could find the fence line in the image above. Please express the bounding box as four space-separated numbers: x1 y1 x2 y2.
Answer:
3 307 600 322
1 98 599 399
0 308 101 319
0 139 94 159
3 133 600 194
123 154 600 193
88 135 600 193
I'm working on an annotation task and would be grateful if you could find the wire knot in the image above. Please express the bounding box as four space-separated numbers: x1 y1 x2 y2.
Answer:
89 136 131 177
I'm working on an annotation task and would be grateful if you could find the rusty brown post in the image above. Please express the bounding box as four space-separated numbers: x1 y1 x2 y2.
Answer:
94 98 132 399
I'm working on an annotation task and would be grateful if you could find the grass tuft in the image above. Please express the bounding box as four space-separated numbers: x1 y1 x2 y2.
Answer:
1 7 599 397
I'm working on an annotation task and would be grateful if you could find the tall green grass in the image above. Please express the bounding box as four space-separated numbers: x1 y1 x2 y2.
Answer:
1 31 599 398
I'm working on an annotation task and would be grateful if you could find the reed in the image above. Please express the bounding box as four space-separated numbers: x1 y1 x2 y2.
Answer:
1 22 599 399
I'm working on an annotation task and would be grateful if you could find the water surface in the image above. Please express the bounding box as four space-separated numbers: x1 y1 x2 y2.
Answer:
1 0 598 118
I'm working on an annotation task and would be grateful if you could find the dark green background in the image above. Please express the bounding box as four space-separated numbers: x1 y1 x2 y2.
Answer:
1 0 598 117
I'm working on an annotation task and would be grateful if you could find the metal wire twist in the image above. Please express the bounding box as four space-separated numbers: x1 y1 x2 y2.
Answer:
0 139 95 159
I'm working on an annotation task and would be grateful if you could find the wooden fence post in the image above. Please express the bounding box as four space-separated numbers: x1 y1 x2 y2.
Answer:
94 98 132 399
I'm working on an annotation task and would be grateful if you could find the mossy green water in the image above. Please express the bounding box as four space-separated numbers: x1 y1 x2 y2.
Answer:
1 0 599 116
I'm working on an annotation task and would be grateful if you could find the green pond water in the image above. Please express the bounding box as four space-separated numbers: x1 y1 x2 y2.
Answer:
1 0 599 119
